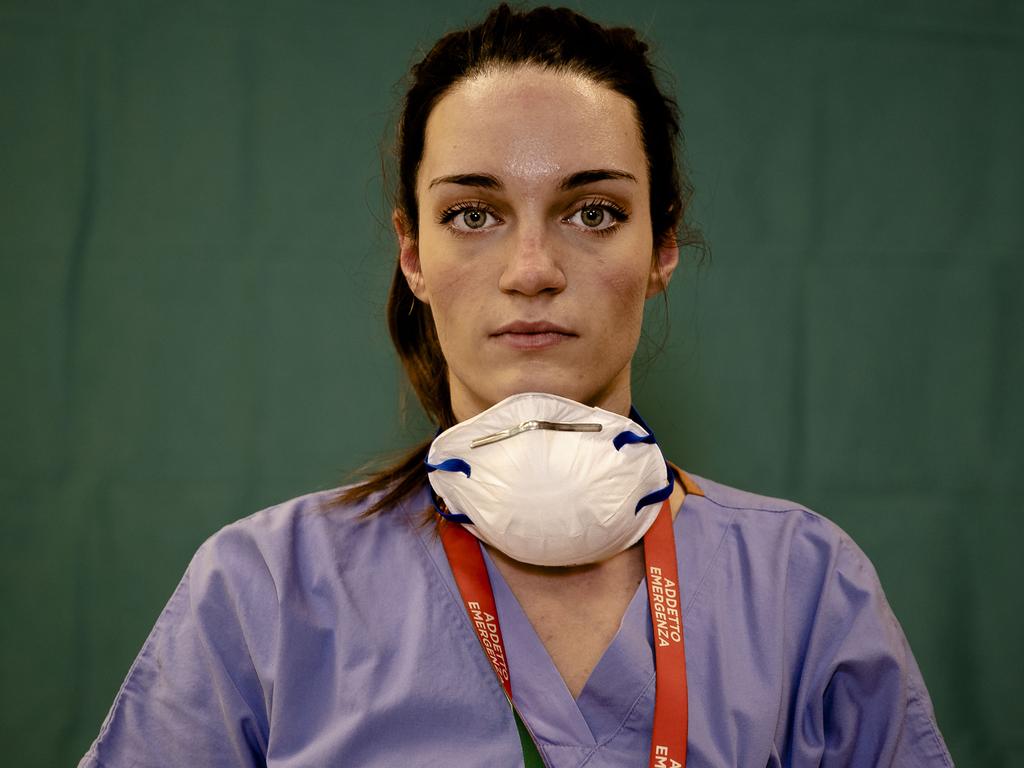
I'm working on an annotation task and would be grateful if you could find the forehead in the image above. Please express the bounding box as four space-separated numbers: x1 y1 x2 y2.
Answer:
419 66 647 190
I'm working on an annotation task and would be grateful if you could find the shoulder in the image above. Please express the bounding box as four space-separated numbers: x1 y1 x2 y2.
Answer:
687 471 838 531
677 471 895 647
187 485 431 603
201 485 404 548
671 469 889 656
682 471 866 578
679 472 953 765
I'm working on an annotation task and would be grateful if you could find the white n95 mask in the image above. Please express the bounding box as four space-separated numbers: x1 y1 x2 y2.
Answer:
425 392 673 566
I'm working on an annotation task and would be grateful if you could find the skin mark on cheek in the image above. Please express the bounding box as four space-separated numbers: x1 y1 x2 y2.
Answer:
601 263 651 303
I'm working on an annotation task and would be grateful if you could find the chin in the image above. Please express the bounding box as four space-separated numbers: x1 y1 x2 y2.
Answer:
452 364 628 420
490 376 602 408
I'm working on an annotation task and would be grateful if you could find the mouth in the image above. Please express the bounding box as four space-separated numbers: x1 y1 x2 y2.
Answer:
491 321 577 350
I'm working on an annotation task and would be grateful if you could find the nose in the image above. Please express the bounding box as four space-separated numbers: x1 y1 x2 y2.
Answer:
497 224 567 297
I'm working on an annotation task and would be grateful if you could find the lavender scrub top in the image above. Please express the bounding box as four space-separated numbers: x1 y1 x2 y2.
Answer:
79 471 953 767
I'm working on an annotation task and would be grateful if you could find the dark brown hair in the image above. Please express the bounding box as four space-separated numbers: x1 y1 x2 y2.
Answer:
336 3 704 515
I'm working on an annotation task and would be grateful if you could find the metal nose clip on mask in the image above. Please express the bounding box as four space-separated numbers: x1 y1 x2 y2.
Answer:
426 392 674 566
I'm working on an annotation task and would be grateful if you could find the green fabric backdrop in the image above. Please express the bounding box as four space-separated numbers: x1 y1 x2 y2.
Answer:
1 1 1021 765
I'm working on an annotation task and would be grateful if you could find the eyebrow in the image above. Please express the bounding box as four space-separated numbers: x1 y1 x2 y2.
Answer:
426 168 638 191
428 173 502 190
558 169 637 190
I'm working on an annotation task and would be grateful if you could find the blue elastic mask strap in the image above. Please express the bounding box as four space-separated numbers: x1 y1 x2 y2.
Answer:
425 457 471 477
424 455 473 524
613 405 658 450
428 489 473 524
634 462 675 514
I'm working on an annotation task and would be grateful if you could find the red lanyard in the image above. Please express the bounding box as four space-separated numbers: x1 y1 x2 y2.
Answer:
440 497 688 768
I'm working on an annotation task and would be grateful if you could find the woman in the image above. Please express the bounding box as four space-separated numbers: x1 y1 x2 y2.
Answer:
79 5 953 767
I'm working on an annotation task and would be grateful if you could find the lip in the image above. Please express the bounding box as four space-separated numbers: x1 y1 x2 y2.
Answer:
493 321 576 335
491 320 577 350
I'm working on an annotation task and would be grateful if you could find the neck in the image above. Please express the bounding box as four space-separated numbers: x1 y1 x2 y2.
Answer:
483 476 685 699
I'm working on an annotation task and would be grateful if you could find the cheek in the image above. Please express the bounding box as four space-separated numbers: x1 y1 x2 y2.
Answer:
587 227 657 327
600 263 652 323
417 227 491 300
417 234 461 313
420 258 490 348
423 274 461 346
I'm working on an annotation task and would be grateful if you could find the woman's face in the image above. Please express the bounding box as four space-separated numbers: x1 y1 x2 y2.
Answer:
398 66 678 421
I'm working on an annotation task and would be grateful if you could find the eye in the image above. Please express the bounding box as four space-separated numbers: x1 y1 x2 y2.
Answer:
580 206 607 227
566 201 628 233
461 209 488 229
438 202 502 233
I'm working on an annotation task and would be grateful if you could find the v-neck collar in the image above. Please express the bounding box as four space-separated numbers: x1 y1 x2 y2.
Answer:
481 546 655 748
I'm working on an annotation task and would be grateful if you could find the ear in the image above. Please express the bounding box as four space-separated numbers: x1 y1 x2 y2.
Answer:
646 238 679 298
393 210 429 303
